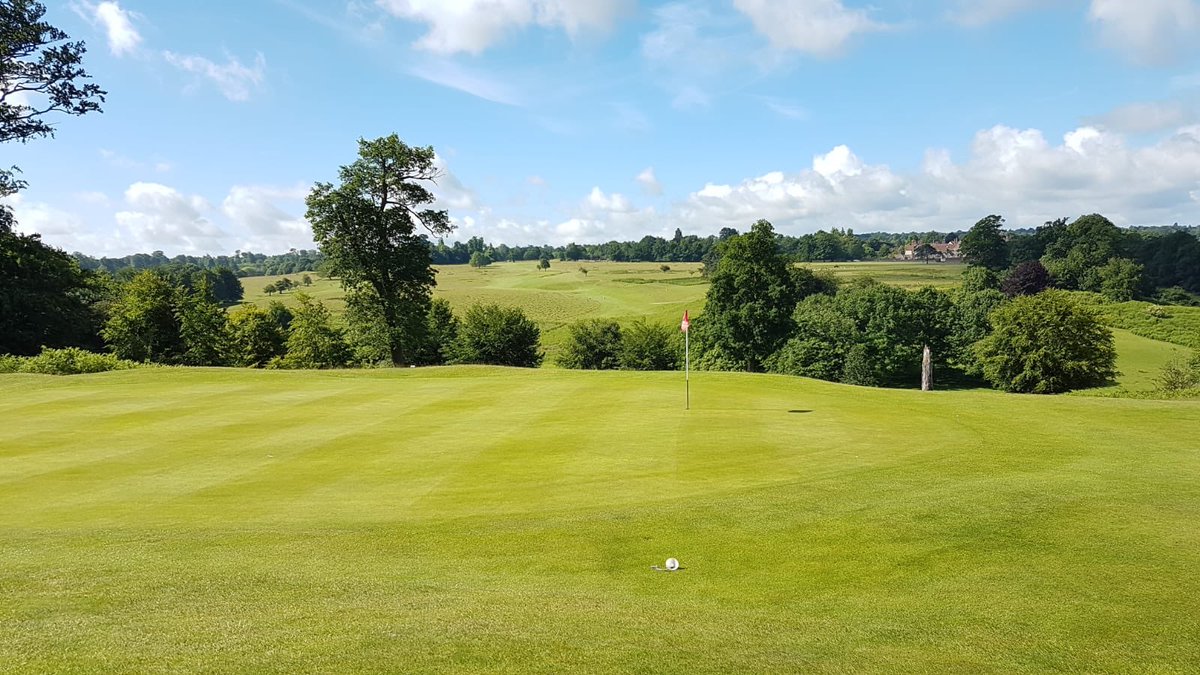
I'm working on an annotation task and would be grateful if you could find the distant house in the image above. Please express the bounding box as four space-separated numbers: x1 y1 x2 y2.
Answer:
898 240 962 261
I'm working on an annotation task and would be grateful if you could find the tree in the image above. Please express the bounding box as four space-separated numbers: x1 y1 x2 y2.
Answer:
1001 260 1051 297
302 273 313 287
0 230 106 354
420 297 459 365
1096 257 1144 302
1042 214 1126 290
766 297 859 381
961 266 1000 293
176 291 228 366
1 0 106 228
913 243 937 263
451 304 542 367
469 251 492 267
102 271 183 363
224 305 287 367
974 291 1116 393
537 255 551 270
557 319 622 370
960 215 1009 271
306 134 452 365
619 320 679 371
701 220 801 371
279 293 350 369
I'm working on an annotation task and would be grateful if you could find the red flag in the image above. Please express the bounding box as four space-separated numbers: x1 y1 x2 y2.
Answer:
681 309 690 333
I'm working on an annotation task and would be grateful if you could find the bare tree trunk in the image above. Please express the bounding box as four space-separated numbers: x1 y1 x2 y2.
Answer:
921 344 933 392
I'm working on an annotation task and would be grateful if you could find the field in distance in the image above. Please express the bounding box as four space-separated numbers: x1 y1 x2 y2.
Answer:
239 261 963 354
2 366 1198 671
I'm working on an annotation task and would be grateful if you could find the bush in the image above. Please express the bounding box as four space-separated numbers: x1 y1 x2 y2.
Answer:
660 264 671 273
451 304 543 367
277 294 351 369
557 319 622 370
974 291 1117 393
620 320 680 371
420 298 459 365
7 347 138 375
224 305 287 368
961 266 1000 293
1153 287 1200 307
469 251 492 267
1155 353 1200 391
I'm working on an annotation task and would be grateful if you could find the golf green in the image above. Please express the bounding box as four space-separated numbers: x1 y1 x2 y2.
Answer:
2 367 1198 671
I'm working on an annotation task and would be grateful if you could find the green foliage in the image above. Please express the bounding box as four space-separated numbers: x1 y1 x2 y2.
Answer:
619 320 680 371
0 230 108 355
1073 293 1200 349
961 266 1000 293
766 297 859 381
557 319 622 370
1096 257 1144 302
306 134 450 365
1042 214 1127 291
538 256 551 270
949 288 1007 373
176 293 228 366
841 343 876 386
1153 287 1200 307
961 215 1009 271
278 294 350 369
223 305 287 368
702 220 802 371
1154 352 1200 392
102 271 184 363
792 266 840 297
451 304 543 368
974 291 1117 393
421 298 459 365
1 347 136 375
469 251 492 268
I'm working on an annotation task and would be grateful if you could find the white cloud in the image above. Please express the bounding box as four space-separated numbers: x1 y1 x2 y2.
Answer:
676 125 1200 233
376 0 633 54
636 167 663 196
4 193 86 237
73 1 142 56
431 156 479 210
733 0 884 57
1089 0 1200 66
162 51 267 102
221 184 311 252
1085 101 1198 134
408 59 522 106
115 182 225 253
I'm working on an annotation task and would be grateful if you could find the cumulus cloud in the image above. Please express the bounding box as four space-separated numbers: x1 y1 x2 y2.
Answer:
163 51 267 101
221 185 311 252
676 124 1200 233
1089 0 1200 66
115 182 225 253
376 0 633 54
732 0 884 57
636 167 663 196
4 194 86 237
73 1 142 56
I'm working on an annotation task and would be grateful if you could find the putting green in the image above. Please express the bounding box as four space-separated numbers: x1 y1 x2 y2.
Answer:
2 367 1198 671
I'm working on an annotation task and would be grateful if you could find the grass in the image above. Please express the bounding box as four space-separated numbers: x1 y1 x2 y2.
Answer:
1074 293 1200 349
239 261 963 358
2 367 1199 672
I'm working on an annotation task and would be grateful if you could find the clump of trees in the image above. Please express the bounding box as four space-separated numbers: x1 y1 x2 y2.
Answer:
450 304 542 368
556 319 680 371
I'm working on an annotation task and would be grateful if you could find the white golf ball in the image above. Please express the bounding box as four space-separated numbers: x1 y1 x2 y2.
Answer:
665 557 679 571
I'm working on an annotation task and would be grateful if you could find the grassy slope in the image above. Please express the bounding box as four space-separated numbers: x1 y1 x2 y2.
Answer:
2 367 1199 672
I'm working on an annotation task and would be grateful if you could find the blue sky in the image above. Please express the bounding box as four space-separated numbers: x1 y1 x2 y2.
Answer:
8 0 1200 255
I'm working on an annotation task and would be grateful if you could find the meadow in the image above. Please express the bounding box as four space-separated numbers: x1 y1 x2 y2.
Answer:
2 367 1198 672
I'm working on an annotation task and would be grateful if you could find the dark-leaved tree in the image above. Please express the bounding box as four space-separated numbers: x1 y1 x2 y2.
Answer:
961 215 1010 271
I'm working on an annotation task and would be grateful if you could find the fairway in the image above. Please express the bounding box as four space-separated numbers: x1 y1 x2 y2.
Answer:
2 368 1199 672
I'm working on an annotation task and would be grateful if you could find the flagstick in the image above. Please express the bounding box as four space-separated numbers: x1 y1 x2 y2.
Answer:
685 327 690 411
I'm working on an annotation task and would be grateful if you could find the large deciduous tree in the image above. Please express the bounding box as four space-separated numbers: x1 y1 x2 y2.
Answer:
1 0 105 228
974 290 1116 394
305 135 452 365
960 215 1010 271
700 219 801 371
